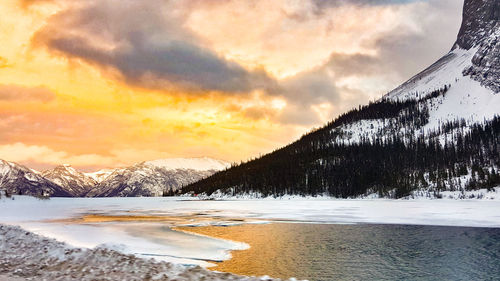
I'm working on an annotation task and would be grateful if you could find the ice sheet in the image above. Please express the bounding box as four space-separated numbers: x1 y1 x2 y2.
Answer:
1 196 499 267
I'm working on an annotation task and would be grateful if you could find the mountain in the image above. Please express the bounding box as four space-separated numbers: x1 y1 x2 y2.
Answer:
84 169 115 183
0 160 71 197
86 157 230 197
0 157 228 198
41 164 97 197
180 0 500 198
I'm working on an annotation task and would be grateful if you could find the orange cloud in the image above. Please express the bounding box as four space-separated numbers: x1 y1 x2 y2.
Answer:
0 84 55 102
0 0 462 169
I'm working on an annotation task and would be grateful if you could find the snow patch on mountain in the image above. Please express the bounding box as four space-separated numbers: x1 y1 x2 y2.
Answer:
84 158 231 197
386 47 477 101
144 157 231 171
422 76 499 131
84 169 115 183
330 44 499 146
0 157 229 197
0 160 71 197
42 165 97 197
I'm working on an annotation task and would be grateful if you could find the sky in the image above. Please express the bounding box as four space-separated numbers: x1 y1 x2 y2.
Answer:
0 0 463 171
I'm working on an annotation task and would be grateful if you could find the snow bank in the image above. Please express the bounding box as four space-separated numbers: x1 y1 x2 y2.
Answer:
0 224 289 281
144 157 230 171
1 195 499 280
195 187 500 201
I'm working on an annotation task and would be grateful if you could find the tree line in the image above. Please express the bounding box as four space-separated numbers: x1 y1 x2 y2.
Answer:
179 88 499 198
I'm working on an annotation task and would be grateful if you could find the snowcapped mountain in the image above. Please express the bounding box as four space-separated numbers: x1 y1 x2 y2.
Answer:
0 157 228 198
41 164 97 197
84 169 115 183
86 157 230 197
333 0 499 145
0 160 71 197
181 0 500 199
143 157 229 172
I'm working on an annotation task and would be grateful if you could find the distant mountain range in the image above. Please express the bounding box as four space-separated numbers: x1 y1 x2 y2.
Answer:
180 0 500 198
0 158 229 197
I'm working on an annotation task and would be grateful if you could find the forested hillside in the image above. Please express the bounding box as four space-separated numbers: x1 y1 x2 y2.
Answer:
180 98 499 198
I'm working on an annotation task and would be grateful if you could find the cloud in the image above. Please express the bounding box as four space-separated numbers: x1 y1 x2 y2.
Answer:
29 0 462 128
0 142 116 171
0 142 220 172
0 84 56 102
34 0 276 94
0 57 9 68
311 0 421 9
0 110 122 156
19 0 55 9
266 0 462 125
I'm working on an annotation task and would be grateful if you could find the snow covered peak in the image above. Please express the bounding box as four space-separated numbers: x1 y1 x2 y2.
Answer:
0 159 33 176
143 157 230 172
387 0 499 98
84 169 116 183
53 164 78 173
0 159 71 197
42 165 97 197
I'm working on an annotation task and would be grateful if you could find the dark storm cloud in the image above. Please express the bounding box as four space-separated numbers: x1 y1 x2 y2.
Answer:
31 0 463 126
35 0 276 94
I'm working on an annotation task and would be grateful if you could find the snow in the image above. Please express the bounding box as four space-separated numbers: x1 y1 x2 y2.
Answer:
328 46 499 147
0 224 283 281
84 169 116 182
1 195 499 271
386 47 477 101
422 74 500 132
0 160 17 180
144 157 230 171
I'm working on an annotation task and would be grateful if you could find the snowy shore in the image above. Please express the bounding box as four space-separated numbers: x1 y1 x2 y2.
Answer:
0 224 292 281
1 195 499 280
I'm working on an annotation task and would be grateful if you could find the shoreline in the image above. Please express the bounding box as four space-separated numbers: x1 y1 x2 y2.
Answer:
175 222 500 281
0 224 289 281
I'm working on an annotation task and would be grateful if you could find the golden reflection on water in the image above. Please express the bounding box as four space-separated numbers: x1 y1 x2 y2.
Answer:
176 223 300 280
47 214 308 279
48 214 249 225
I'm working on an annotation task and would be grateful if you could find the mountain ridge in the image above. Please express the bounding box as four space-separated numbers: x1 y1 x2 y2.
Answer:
453 0 500 92
0 157 230 197
0 160 72 197
179 0 500 198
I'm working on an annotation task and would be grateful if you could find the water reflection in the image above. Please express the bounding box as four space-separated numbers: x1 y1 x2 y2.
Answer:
178 223 500 281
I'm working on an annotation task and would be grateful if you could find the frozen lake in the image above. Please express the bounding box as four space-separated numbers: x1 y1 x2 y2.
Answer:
1 196 500 272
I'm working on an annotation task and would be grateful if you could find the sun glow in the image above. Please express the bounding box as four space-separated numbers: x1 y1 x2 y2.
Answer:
0 0 461 170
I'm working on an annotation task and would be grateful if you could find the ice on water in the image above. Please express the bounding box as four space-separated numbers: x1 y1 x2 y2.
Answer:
1 195 500 267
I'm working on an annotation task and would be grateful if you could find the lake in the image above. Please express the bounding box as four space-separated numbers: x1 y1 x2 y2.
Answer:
1 196 499 280
180 223 500 281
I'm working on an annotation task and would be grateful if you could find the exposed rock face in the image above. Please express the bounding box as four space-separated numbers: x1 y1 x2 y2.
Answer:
87 164 219 197
0 160 71 197
454 0 500 92
453 0 499 50
42 165 97 197
85 158 230 197
0 158 228 198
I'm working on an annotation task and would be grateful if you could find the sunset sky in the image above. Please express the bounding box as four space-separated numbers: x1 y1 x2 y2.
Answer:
0 0 462 171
